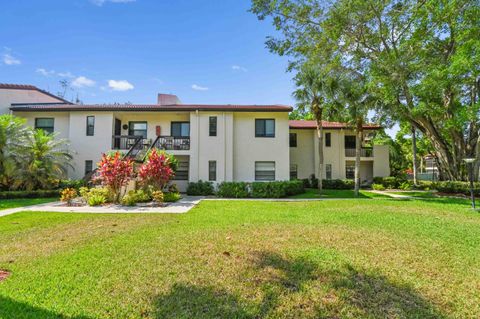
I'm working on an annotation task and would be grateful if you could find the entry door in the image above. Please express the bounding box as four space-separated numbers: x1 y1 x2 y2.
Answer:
114 119 121 149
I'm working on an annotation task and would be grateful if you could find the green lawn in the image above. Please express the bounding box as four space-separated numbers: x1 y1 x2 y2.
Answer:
0 199 479 318
0 198 57 211
290 188 391 199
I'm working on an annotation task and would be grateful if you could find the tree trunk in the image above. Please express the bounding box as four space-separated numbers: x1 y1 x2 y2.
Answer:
411 125 418 186
354 118 363 197
315 111 324 193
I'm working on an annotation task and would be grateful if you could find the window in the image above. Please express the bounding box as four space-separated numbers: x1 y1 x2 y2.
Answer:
345 163 355 179
35 118 54 134
289 133 297 147
85 160 93 175
173 161 189 180
171 122 190 137
255 119 275 137
326 164 332 180
86 116 95 136
255 161 275 181
128 122 147 138
208 161 216 181
345 135 356 149
325 132 331 147
290 164 298 180
209 117 217 136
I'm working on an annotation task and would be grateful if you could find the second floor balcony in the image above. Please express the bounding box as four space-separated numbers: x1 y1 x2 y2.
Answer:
112 135 190 151
345 147 373 157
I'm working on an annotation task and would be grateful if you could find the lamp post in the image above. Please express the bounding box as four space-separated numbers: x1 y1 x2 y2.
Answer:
463 158 476 210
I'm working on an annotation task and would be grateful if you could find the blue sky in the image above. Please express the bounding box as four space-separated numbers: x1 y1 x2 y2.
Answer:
0 0 295 105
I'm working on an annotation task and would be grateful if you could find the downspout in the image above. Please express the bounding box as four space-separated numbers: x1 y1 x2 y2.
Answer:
196 110 200 182
223 112 226 181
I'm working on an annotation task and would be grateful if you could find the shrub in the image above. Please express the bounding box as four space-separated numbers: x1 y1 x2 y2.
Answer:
164 192 181 202
167 184 179 194
322 179 355 190
373 176 408 189
58 179 86 190
251 182 286 198
217 182 249 198
399 181 414 190
80 187 111 203
121 190 151 206
152 190 164 204
138 149 175 191
60 188 77 206
94 152 134 203
0 190 60 199
282 180 305 196
250 181 305 198
186 180 214 196
433 181 480 196
88 194 106 206
372 183 385 191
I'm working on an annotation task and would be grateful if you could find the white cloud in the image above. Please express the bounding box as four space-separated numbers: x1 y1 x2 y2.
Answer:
3 53 21 65
72 76 96 88
90 0 136 6
232 65 247 72
191 84 209 91
57 71 75 78
36 68 55 76
108 80 134 91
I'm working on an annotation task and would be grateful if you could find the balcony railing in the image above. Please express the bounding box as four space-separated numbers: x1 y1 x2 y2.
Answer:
345 147 373 157
151 136 190 151
112 135 148 150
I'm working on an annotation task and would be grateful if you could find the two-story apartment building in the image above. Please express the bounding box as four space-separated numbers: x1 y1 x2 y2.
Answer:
289 120 389 183
1 84 389 191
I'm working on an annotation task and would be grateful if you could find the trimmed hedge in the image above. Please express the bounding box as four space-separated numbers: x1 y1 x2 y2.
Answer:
186 180 215 196
0 190 60 199
217 180 304 198
433 181 480 196
302 176 355 190
217 182 249 198
373 177 433 190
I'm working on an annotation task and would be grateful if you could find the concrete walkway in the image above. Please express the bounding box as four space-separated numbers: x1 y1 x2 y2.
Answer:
0 196 203 218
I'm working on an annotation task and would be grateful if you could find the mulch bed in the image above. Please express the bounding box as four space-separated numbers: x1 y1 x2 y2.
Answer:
0 269 10 282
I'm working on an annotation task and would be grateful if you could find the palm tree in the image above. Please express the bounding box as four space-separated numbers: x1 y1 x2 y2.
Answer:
0 115 29 189
14 130 73 191
336 78 375 197
293 66 336 192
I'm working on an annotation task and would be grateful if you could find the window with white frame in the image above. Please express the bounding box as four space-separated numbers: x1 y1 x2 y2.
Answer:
290 164 298 180
255 161 275 181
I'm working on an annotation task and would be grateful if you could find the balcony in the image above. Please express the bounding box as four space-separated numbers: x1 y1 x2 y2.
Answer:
112 135 190 151
151 136 190 151
112 135 148 150
345 147 373 157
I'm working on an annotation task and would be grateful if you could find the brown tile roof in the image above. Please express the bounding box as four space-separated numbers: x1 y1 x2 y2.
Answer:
10 103 292 112
289 120 382 130
0 83 72 104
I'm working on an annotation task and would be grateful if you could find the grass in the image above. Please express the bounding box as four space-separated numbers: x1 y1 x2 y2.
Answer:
0 199 479 318
386 191 438 198
290 188 391 199
0 198 57 211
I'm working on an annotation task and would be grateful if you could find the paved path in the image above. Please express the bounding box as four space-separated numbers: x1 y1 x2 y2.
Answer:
0 196 203 218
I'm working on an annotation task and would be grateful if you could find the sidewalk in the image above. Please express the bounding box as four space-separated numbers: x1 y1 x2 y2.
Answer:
0 196 203 218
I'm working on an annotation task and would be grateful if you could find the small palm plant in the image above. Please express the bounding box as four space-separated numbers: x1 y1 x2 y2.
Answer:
14 130 73 191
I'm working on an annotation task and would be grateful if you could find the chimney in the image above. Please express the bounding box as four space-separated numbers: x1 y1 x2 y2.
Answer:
157 94 181 105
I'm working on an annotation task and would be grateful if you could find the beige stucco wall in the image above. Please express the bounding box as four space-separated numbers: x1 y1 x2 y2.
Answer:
232 112 290 181
290 128 390 182
289 129 315 179
0 88 64 115
13 111 70 139
373 144 390 177
189 111 234 185
68 112 114 179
